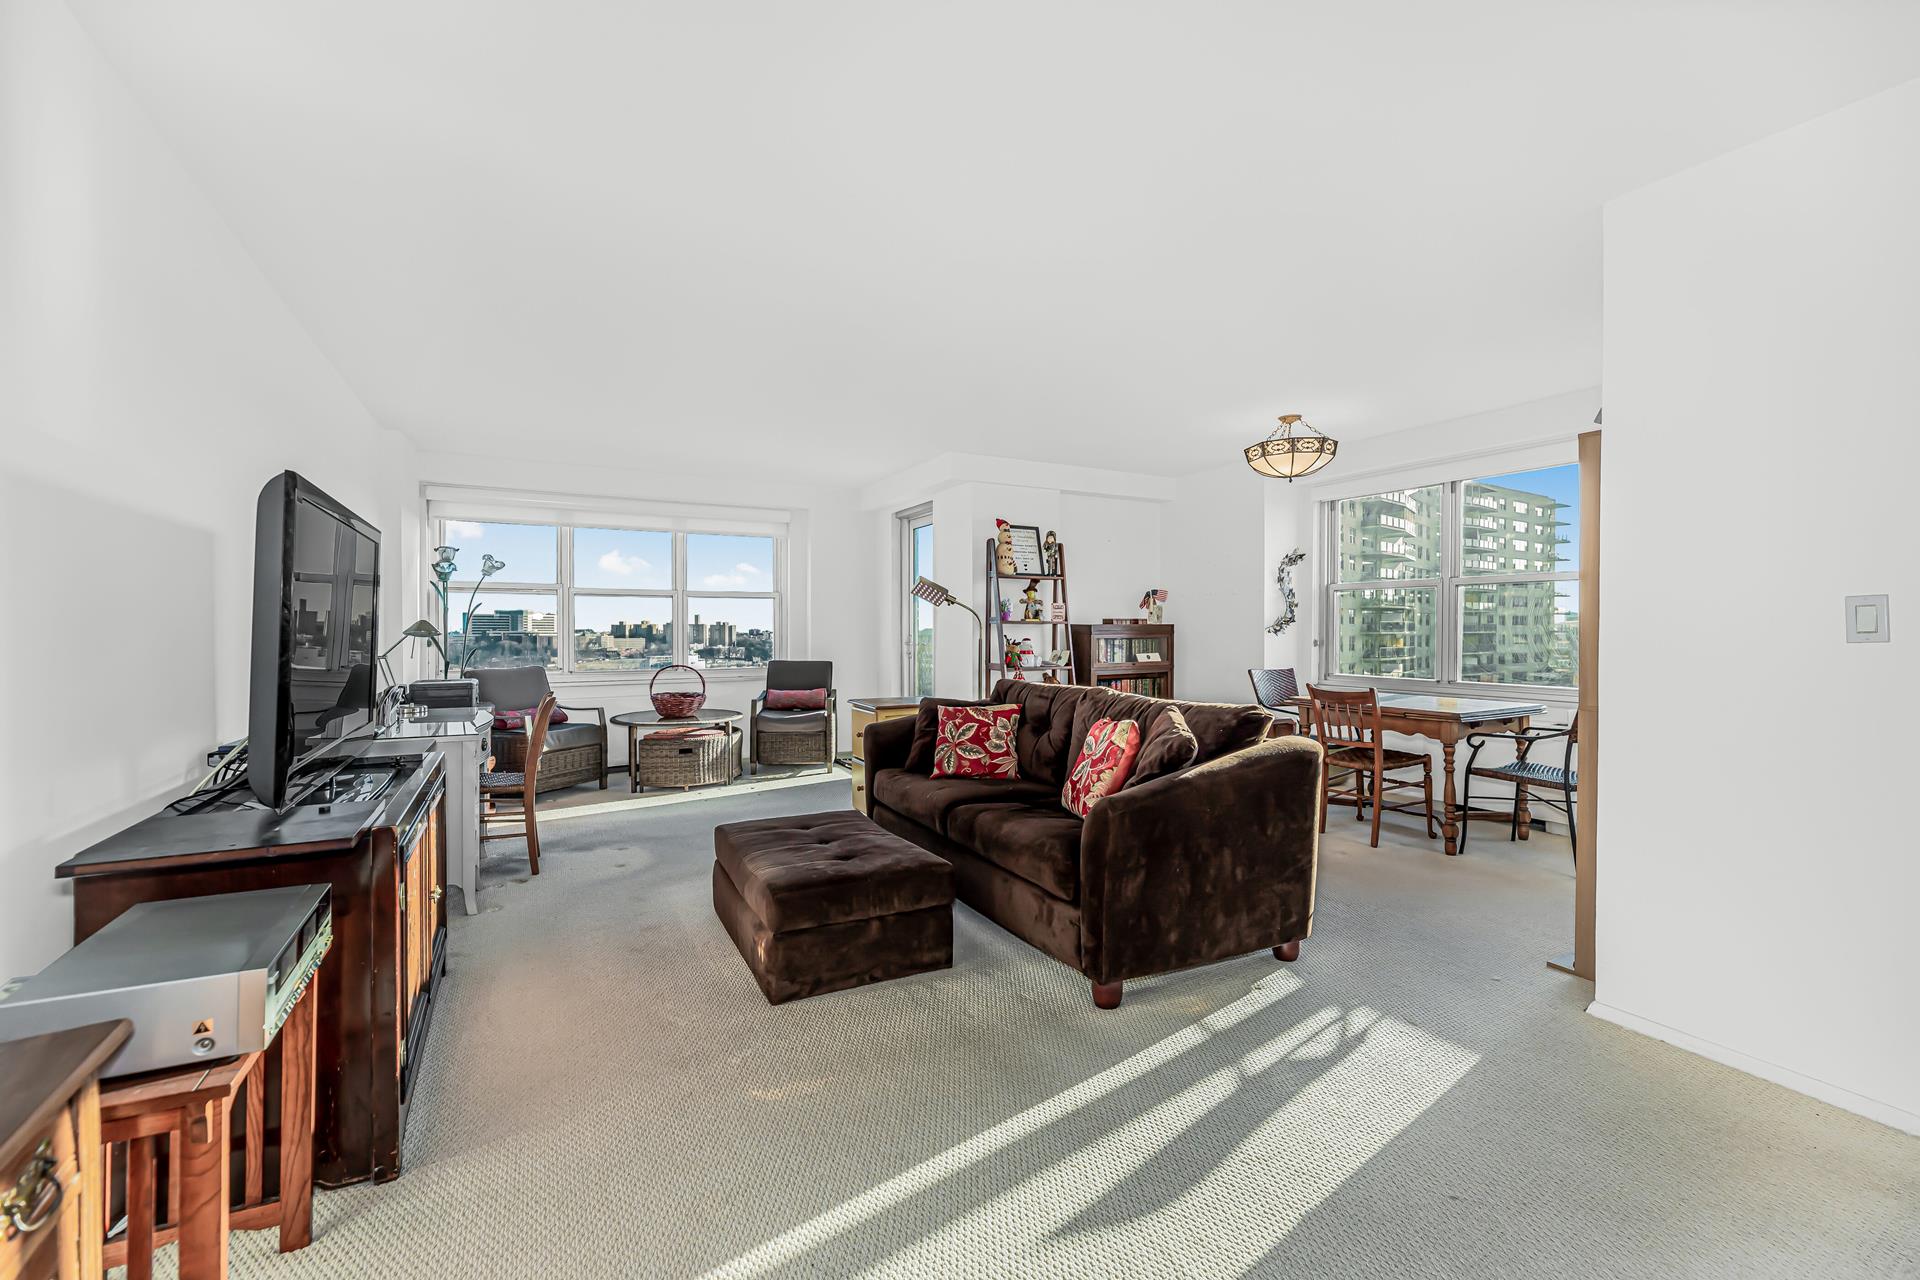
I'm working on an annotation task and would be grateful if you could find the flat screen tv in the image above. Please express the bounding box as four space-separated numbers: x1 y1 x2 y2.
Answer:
249 472 381 807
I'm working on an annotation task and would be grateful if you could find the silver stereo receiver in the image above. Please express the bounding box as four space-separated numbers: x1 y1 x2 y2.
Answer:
0 885 332 1076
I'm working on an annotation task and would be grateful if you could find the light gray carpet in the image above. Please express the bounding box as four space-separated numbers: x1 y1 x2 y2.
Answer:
126 781 1920 1278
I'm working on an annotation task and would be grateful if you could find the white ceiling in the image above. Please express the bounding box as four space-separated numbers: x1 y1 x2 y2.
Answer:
71 1 1920 482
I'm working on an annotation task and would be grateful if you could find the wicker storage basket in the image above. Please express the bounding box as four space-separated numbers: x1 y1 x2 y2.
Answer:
757 722 834 766
649 664 708 718
636 727 739 789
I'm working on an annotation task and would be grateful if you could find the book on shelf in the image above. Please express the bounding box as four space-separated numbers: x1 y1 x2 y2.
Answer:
1098 675 1168 696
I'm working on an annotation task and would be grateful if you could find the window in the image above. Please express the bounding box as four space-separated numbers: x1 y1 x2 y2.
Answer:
898 505 935 697
437 515 781 675
1324 463 1578 690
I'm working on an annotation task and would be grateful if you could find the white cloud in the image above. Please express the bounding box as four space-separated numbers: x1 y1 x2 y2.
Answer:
598 550 651 576
735 562 763 575
445 520 485 539
702 572 750 588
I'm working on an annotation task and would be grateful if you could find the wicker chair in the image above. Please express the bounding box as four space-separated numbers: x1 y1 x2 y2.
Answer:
749 660 836 774
471 666 607 793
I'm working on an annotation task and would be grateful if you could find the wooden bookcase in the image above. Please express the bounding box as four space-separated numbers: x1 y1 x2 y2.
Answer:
1071 623 1175 698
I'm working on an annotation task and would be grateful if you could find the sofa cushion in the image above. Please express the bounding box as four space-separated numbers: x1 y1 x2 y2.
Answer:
931 704 1021 779
755 708 828 734
1127 705 1199 788
713 811 952 933
869 769 1056 836
472 666 552 715
984 681 1084 787
494 721 602 753
1063 689 1268 773
765 687 828 710
961 802 1083 902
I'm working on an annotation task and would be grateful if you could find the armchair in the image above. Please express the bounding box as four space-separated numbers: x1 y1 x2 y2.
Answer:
750 660 836 774
470 666 608 793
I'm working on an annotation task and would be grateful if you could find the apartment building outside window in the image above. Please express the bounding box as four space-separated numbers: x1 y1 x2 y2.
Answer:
1323 464 1578 690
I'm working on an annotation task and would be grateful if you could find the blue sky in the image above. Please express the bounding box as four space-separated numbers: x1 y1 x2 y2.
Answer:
441 521 776 633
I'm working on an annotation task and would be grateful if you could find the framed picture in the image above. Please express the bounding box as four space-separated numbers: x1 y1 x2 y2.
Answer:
1003 524 1046 576
1048 602 1068 622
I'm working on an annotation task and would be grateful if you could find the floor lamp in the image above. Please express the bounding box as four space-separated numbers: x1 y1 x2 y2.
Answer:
912 576 986 698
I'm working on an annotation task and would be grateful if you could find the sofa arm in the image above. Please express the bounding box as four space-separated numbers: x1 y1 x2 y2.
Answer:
1080 737 1323 985
863 714 915 775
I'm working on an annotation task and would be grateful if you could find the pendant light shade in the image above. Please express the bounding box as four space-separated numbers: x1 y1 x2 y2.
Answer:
1245 414 1337 481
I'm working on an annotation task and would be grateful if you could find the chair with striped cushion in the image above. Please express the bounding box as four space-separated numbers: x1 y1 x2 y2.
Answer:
481 693 555 876
1307 684 1435 849
1460 715 1578 858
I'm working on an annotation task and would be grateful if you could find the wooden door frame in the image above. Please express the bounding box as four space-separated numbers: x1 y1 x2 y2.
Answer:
1573 429 1599 979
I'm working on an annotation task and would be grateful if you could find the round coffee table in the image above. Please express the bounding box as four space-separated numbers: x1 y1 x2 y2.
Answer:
610 708 746 793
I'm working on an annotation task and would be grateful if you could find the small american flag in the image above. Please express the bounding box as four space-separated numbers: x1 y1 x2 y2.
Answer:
1139 588 1168 610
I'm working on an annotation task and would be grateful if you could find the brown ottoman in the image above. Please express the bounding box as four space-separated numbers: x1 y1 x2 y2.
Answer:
713 811 955 1004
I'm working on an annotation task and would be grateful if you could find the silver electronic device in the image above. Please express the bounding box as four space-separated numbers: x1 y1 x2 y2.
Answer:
0 885 332 1076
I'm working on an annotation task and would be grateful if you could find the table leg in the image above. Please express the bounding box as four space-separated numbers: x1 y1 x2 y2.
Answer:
627 725 639 794
278 984 316 1252
1441 738 1460 855
176 1100 231 1279
1515 716 1534 838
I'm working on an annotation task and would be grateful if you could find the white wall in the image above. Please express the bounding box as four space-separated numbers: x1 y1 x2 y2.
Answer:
410 450 883 754
1597 78 1920 1133
1162 462 1268 703
0 0 415 978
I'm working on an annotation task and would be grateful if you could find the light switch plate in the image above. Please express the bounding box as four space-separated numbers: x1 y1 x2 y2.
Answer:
1844 594 1890 643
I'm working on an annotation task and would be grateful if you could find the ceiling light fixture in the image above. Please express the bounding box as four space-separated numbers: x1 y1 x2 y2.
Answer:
1245 413 1337 481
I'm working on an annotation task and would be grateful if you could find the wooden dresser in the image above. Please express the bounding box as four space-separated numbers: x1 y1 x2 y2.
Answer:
848 697 919 812
0 1021 129 1280
56 751 448 1187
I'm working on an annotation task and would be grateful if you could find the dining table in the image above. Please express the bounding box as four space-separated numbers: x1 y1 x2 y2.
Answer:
1283 692 1548 855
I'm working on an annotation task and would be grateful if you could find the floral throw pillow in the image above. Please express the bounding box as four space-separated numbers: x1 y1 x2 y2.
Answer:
493 706 569 731
931 704 1021 779
1062 717 1143 817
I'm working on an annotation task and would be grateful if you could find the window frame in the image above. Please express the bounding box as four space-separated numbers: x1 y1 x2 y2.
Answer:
434 512 784 682
1318 464 1579 701
896 503 935 698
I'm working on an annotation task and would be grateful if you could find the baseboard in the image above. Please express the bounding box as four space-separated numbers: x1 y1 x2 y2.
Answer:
1587 1002 1920 1137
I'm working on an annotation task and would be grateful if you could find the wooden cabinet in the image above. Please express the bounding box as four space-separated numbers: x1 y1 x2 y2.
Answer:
60 755 448 1187
0 1021 128 1280
848 698 919 813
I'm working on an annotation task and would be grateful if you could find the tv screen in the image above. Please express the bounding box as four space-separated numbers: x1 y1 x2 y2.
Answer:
250 472 380 807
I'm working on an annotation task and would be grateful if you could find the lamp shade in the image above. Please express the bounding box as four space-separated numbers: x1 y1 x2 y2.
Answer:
1245 414 1338 481
911 576 956 607
401 619 442 639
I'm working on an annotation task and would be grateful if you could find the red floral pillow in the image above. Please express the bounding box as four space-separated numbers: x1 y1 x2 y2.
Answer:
493 706 569 731
931 704 1021 779
765 687 828 711
1062 718 1143 817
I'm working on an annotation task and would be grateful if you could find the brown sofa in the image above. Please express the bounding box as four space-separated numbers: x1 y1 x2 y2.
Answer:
862 679 1323 1008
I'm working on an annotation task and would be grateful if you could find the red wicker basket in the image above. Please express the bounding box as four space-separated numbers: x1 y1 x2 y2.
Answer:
649 664 708 718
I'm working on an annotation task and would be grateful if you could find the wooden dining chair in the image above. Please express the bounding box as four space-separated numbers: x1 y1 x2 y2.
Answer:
1460 714 1578 858
481 693 556 876
1307 684 1436 849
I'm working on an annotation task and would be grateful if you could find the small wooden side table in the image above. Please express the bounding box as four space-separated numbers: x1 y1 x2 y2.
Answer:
99 981 316 1280
0 1020 129 1280
848 697 920 813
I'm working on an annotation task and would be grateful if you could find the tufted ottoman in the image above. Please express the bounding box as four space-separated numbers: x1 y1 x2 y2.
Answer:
713 811 955 1004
